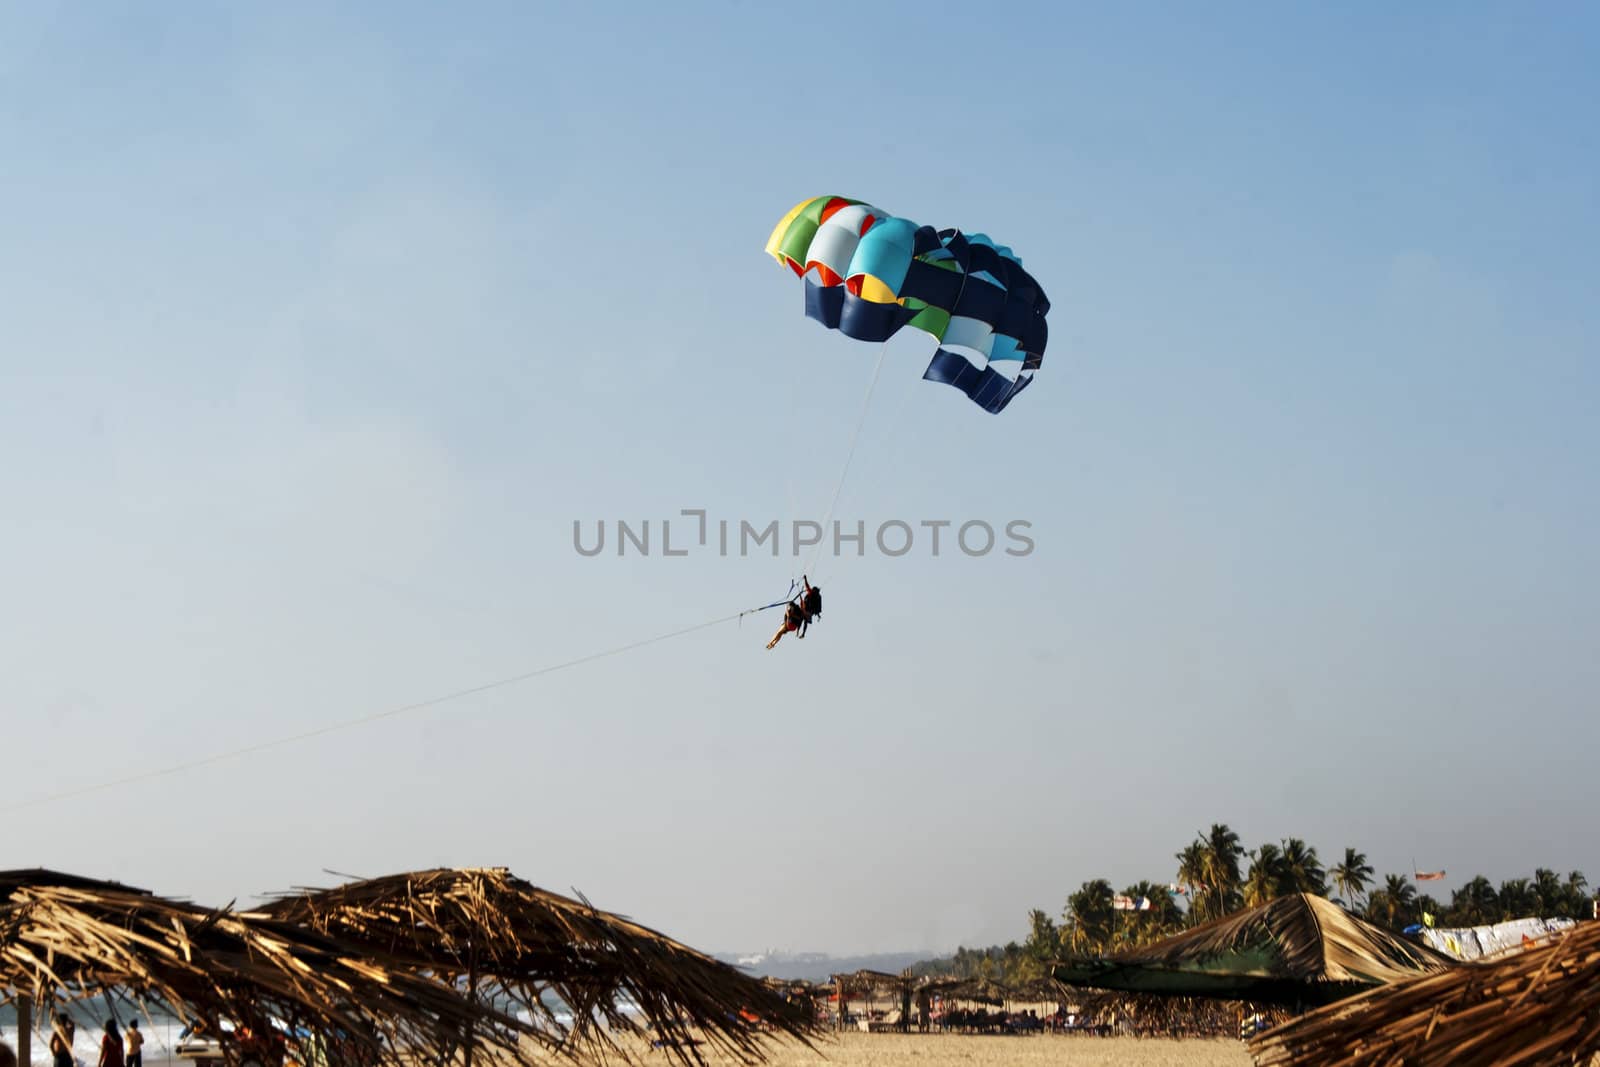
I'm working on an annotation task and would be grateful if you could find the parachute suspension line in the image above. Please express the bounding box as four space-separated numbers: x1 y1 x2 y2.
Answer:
805 339 890 580
1 611 747 815
738 579 798 625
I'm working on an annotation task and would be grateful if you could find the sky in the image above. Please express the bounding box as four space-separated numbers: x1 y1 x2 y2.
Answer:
2 2 1597 957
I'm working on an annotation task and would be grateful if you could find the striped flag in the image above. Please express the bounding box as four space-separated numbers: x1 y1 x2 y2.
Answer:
1414 869 1446 881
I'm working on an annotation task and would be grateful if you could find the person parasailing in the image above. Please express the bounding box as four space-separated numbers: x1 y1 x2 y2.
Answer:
765 598 806 650
766 576 821 649
798 576 821 635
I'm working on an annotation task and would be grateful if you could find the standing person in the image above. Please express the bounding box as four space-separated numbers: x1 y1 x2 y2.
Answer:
50 1015 75 1067
97 1021 123 1067
124 1021 143 1067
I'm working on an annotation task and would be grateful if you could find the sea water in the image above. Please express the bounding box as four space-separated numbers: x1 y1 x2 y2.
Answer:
1 1003 185 1067
3 1002 642 1065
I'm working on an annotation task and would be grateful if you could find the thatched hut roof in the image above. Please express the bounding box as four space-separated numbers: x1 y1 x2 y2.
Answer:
1247 917 1600 1066
1 868 520 1065
826 970 909 996
1053 894 1455 1006
993 977 1069 1004
919 976 1066 1006
916 976 1002 1004
258 867 817 1066
759 977 825 1001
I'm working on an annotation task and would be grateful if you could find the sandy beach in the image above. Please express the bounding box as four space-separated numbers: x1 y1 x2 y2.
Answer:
690 1032 1252 1067
1 1035 1253 1067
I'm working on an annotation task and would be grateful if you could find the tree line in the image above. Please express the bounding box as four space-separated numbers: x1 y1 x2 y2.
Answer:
912 823 1595 981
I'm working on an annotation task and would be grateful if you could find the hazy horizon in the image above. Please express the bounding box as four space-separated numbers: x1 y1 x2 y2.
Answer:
3 2 1596 958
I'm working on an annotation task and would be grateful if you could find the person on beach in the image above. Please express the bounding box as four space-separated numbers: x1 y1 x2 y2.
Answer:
124 1021 143 1067
97 1021 123 1067
50 1015 75 1067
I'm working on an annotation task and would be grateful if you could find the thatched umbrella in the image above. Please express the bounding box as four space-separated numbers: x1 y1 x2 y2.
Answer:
1053 894 1456 1006
991 976 1068 1007
921 975 1064 1007
1 869 528 1067
825 970 912 1033
827 970 908 999
258 867 818 1067
930 976 1005 1005
1247 917 1600 1066
757 978 824 1021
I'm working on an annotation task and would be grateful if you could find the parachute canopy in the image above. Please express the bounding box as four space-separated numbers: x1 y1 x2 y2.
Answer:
765 196 1050 414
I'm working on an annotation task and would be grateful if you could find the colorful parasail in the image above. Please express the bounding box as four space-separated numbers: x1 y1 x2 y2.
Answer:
764 195 1050 414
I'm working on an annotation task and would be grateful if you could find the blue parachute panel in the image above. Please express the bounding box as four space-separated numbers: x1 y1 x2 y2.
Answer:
804 278 845 329
839 291 919 342
923 348 1034 414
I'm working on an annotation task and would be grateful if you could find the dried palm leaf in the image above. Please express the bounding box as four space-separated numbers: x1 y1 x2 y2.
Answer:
1 869 527 1067
1249 917 1600 1066
1054 894 1455 1005
258 867 817 1067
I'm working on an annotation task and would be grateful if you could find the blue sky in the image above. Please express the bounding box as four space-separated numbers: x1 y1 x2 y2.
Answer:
2 2 1596 955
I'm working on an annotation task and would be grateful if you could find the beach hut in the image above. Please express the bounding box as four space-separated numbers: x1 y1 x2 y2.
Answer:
1247 916 1600 1066
258 867 817 1066
826 970 911 1033
756 978 827 1027
916 976 1067 1033
1 868 515 1067
1052 894 1456 1007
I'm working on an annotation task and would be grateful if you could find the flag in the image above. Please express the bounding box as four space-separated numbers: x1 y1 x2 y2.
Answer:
1423 912 1436 928
1112 894 1136 911
1414 869 1446 881
1138 896 1151 911
1167 883 1187 896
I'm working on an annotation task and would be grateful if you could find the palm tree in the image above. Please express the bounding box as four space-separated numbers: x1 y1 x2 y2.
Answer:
1331 848 1375 909
1244 844 1285 906
1065 879 1116 954
1025 908 1059 961
1175 841 1208 924
1533 868 1564 916
1498 878 1537 921
1121 881 1183 945
1279 838 1327 896
1566 871 1591 919
1450 876 1498 926
1197 824 1245 921
1367 874 1418 929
